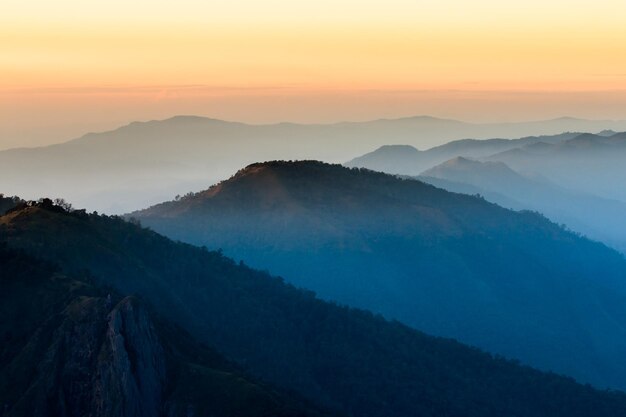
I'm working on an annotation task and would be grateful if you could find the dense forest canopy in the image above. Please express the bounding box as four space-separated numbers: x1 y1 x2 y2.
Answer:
0 242 333 417
131 161 626 391
2 200 626 417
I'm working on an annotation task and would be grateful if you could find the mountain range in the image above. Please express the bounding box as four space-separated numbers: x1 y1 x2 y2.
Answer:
347 130 626 200
419 157 626 253
2 116 626 213
344 131 590 175
0 242 327 417
484 132 626 202
348 131 626 252
5 199 626 416
130 160 626 391
5 116 626 416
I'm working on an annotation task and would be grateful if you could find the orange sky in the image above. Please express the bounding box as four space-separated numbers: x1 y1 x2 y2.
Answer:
2 0 626 148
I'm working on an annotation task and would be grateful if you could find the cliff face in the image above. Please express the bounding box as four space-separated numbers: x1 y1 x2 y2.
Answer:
7 204 626 417
0 246 328 417
2 294 166 417
96 297 167 417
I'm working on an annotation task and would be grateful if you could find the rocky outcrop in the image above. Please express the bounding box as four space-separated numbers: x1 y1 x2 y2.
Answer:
1 295 166 417
0 246 328 417
94 297 166 417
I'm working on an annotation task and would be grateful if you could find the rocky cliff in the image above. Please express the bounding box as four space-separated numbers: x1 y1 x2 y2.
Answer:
0 245 328 417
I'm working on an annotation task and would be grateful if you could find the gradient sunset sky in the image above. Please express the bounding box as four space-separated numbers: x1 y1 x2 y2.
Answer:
2 0 626 148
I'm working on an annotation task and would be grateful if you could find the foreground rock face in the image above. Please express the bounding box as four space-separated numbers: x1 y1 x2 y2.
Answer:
3 294 166 417
7 204 626 417
0 247 326 417
96 297 166 417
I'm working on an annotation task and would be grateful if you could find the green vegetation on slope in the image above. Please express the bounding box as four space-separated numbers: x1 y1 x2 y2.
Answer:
2 200 626 417
0 242 329 417
131 161 626 391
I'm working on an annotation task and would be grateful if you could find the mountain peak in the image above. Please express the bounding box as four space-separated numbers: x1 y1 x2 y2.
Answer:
426 156 513 175
162 115 246 125
550 116 583 122
376 144 420 153
439 156 474 166
7 189 626 416
133 159 444 220
598 129 617 136
566 131 626 147
344 145 423 174
226 160 345 187
242 159 330 171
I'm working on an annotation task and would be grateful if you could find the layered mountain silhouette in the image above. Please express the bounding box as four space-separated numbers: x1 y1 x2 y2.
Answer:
349 131 626 201
485 132 626 202
2 115 626 213
348 131 626 251
3 200 626 416
420 157 626 252
345 132 581 175
0 242 329 417
131 160 626 391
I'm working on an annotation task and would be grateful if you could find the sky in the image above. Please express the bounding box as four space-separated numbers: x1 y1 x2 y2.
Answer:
2 0 626 148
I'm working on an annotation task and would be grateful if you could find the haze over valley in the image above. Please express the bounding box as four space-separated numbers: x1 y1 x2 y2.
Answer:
2 115 626 213
3 115 626 416
4 0 626 415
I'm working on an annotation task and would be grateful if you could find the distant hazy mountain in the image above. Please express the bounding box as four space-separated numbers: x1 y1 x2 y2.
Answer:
347 132 626 200
348 131 626 251
6 200 626 416
422 157 529 189
2 115 626 213
345 132 580 175
420 157 626 253
0 242 329 417
598 129 618 136
485 132 626 202
131 160 626 391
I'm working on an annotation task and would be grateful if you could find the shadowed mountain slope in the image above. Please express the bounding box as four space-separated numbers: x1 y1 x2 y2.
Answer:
0 243 329 417
132 160 626 391
3 201 626 416
420 157 626 253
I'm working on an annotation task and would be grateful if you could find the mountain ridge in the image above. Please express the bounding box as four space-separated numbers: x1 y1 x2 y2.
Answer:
344 131 584 175
131 160 626 392
12 115 623 151
3 115 626 213
4 199 626 416
348 131 626 251
0 242 329 417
